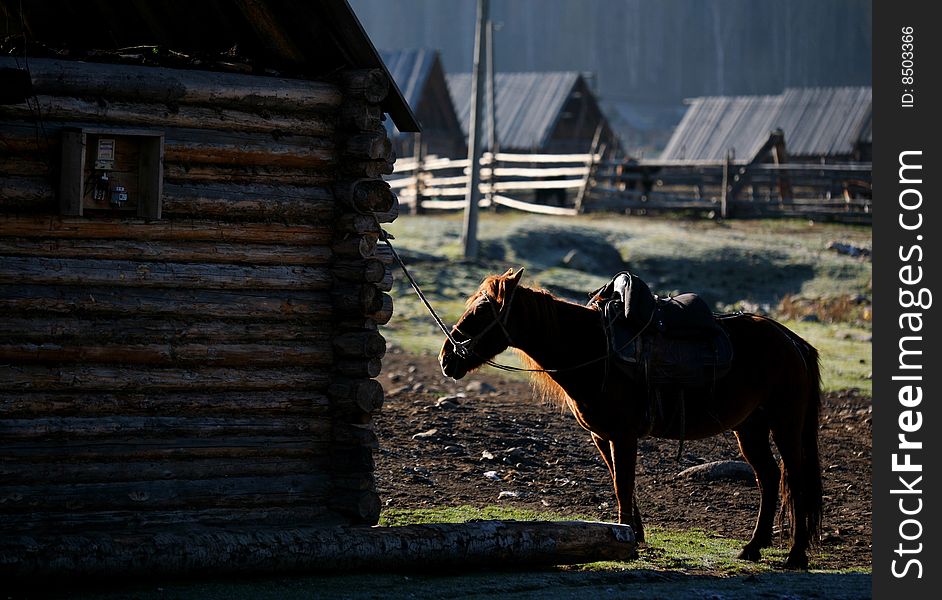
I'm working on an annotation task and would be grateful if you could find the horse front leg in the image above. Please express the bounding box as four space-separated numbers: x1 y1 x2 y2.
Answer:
610 436 643 542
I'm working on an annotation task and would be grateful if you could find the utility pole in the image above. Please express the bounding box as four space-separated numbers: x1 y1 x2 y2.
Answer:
462 0 488 260
485 18 499 208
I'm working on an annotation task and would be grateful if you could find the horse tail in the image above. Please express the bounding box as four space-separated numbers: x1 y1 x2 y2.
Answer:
777 326 824 547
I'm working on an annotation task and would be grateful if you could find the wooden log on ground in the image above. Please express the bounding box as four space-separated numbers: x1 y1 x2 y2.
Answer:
0 57 343 113
0 520 636 579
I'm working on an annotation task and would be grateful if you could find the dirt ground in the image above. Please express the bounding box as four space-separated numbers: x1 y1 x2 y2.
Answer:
374 346 873 572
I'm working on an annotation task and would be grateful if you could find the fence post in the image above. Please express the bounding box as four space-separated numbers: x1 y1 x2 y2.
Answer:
720 150 732 219
412 134 425 214
574 125 603 213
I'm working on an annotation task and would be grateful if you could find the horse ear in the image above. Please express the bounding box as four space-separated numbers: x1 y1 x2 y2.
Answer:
502 268 515 277
509 267 525 285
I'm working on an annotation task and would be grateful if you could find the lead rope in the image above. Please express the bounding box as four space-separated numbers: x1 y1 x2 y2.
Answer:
376 224 609 375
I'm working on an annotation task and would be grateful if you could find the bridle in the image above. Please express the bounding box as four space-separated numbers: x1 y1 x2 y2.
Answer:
451 286 517 362
449 284 611 375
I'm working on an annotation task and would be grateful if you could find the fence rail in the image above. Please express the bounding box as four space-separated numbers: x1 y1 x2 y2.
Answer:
386 149 871 223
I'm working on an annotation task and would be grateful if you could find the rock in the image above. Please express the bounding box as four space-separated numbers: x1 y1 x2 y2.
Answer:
387 385 411 397
498 491 519 500
444 445 466 455
481 450 496 461
411 428 439 441
465 380 497 394
436 400 460 410
827 241 871 258
677 460 755 483
483 470 501 481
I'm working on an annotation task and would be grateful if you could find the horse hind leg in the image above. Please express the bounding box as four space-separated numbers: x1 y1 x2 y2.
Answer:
734 420 780 562
772 415 823 570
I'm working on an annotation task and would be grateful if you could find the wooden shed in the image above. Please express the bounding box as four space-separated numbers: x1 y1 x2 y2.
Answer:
447 71 621 155
0 0 416 577
380 49 465 159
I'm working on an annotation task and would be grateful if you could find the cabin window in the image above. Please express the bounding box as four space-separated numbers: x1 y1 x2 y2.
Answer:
59 127 164 218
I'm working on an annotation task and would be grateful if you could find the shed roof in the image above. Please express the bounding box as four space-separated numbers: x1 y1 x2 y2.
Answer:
379 48 439 112
1 0 419 131
660 87 871 161
446 71 582 150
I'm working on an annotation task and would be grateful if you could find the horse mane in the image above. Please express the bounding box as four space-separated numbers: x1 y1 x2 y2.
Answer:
475 273 577 412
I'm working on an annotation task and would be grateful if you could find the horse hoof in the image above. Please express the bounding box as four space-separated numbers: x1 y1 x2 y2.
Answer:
783 552 809 570
737 546 761 562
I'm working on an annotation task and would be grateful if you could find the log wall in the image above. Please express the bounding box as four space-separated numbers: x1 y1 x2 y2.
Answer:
0 58 398 545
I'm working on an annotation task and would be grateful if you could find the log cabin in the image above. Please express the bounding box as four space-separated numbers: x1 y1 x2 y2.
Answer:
0 0 417 577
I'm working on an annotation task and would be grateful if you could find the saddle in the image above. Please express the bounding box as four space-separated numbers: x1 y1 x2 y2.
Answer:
590 272 733 386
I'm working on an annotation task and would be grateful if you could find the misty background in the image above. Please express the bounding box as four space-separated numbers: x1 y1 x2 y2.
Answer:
349 0 872 153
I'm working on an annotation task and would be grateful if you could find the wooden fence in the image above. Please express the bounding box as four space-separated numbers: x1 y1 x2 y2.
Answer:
386 150 872 223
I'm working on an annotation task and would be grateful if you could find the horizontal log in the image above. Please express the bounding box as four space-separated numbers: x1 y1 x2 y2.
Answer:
0 237 332 265
332 234 379 259
343 131 392 161
340 69 390 104
3 436 324 463
0 456 333 486
368 293 394 325
0 57 343 113
0 520 636 578
1 95 336 137
164 163 334 186
0 317 331 345
334 179 395 213
0 285 333 320
0 215 333 245
332 284 381 315
0 473 331 514
0 256 332 290
0 415 330 442
330 488 381 523
341 159 395 179
332 331 386 359
332 259 385 283
0 391 329 417
0 365 329 392
0 342 333 368
376 268 394 292
374 195 401 224
335 358 383 379
328 378 385 414
164 137 335 169
0 506 343 535
335 213 382 235
161 182 338 223
339 101 383 131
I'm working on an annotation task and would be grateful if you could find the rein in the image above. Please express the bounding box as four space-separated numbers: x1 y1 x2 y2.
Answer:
379 229 608 375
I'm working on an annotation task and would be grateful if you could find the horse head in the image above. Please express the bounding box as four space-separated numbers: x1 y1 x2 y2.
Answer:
439 268 525 380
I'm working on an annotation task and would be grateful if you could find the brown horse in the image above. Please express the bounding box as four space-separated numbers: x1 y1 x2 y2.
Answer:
439 269 823 569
